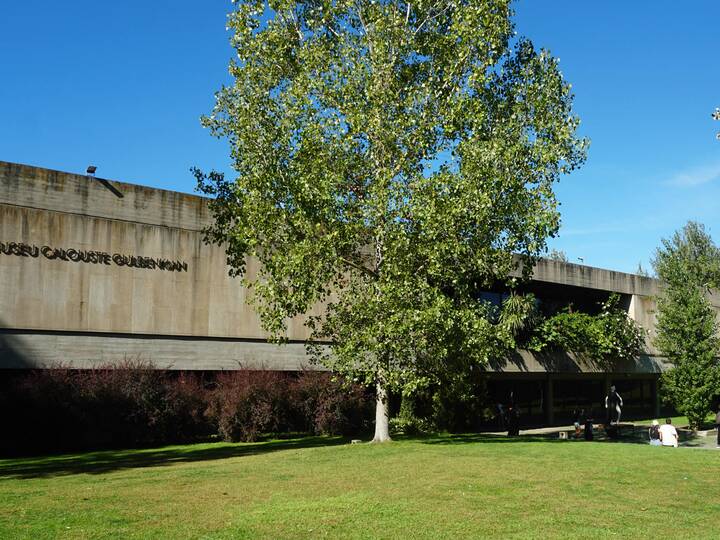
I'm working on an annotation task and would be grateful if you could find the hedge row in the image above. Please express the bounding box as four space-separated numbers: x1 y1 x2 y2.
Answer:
0 363 373 456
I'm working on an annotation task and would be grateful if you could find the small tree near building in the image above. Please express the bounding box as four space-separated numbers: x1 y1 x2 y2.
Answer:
197 0 586 441
653 222 720 429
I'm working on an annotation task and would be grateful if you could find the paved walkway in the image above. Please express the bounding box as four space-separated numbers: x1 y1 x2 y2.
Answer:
488 423 720 449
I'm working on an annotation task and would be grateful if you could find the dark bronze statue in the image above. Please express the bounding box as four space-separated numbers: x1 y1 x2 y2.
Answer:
604 385 623 425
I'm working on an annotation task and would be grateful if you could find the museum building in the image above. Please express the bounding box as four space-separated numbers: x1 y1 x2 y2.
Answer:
1 160 694 425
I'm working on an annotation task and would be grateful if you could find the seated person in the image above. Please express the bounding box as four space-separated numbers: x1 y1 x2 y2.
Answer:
648 420 661 446
658 418 678 448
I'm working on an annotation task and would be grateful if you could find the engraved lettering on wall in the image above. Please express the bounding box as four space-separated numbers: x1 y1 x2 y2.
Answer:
0 241 188 272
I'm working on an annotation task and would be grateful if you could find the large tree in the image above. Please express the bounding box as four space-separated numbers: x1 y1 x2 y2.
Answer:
653 222 720 429
197 0 586 441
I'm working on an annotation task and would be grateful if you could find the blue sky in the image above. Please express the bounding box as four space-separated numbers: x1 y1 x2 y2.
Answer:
1 1 718 274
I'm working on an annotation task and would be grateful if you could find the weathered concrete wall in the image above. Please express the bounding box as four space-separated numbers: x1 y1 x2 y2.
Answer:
0 162 317 341
628 294 659 354
0 331 663 374
489 349 669 375
523 258 659 297
0 160 669 371
0 161 210 231
0 331 316 370
0 204 320 339
0 161 323 369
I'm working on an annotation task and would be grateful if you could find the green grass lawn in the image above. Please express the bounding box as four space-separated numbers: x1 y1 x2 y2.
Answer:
633 414 719 432
1 434 719 539
632 414 691 426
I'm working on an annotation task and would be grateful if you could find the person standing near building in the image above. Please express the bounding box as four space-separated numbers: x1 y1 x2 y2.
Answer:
658 418 679 448
496 403 506 432
583 412 594 441
507 406 520 437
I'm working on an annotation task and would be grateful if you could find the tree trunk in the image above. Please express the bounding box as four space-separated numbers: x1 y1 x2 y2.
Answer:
372 380 392 443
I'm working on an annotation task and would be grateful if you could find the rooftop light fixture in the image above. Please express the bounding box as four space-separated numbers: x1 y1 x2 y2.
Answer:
86 165 97 176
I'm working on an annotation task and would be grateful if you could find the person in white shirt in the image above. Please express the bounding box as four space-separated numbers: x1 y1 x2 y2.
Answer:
658 418 679 447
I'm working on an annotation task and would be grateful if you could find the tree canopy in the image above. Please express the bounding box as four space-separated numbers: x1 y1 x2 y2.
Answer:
653 221 720 429
197 0 587 441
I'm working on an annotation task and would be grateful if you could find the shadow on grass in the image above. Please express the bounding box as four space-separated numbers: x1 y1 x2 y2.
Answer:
402 433 567 445
0 436 348 480
1 433 569 480
4 429 712 481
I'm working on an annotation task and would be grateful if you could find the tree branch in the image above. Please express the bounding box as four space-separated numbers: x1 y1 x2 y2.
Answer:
414 1 453 36
340 256 379 279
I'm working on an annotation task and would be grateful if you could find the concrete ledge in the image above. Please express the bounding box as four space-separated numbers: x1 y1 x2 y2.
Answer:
488 350 670 374
516 257 660 296
0 161 210 232
0 331 321 371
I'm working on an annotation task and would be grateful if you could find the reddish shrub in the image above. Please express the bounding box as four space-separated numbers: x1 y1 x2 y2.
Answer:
291 372 372 435
0 364 371 455
206 370 293 442
2 367 84 454
74 360 170 448
164 372 213 441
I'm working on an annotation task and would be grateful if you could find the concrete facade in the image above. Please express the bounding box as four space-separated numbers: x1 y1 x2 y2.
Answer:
0 161 321 369
0 160 672 375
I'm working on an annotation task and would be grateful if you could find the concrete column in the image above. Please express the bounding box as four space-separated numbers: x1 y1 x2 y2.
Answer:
546 375 555 426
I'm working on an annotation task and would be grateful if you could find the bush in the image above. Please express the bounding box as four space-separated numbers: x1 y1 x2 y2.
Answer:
76 362 169 448
0 364 371 455
205 370 372 442
0 361 216 454
2 367 84 454
165 372 214 442
528 293 645 370
389 372 493 434
291 372 372 436
206 370 292 442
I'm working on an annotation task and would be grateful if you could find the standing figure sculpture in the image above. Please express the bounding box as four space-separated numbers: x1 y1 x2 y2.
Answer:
605 385 623 425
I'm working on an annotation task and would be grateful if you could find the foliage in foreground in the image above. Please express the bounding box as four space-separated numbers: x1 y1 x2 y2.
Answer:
0 363 372 455
391 369 493 435
197 0 587 441
653 221 720 429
